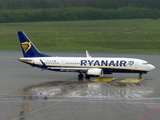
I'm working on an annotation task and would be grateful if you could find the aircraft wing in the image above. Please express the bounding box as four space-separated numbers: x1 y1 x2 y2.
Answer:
60 68 88 72
48 67 88 73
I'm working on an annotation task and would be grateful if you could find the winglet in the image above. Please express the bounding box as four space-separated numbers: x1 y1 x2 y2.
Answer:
86 50 91 58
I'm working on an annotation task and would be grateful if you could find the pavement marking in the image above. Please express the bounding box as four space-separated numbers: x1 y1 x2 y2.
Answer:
12 99 66 120
68 90 82 93
119 78 143 83
141 108 160 120
92 77 116 82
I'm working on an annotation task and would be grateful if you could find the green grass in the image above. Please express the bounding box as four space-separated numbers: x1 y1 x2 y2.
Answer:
0 19 160 54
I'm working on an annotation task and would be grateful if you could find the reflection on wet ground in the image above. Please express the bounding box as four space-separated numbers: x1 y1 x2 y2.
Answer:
0 77 157 103
15 77 156 103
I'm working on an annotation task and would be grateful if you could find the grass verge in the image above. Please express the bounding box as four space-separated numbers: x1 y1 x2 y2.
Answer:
0 19 160 54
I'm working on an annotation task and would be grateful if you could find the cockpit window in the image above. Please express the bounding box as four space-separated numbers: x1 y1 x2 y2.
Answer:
142 63 149 65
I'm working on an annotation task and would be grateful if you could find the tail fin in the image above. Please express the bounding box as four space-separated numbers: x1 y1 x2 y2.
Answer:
18 31 50 57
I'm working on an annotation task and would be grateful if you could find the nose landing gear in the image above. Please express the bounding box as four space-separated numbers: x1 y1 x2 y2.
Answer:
138 73 142 79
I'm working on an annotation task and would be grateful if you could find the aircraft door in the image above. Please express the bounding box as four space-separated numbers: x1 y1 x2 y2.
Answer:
134 61 138 68
61 61 64 67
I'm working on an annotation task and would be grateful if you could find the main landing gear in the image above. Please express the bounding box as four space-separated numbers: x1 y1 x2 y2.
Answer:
78 73 83 80
85 75 90 80
78 73 90 81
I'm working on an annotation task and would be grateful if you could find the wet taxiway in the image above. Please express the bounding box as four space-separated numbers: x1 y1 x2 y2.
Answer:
0 51 159 120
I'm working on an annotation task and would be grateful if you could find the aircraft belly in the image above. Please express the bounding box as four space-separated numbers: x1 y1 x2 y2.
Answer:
102 68 147 74
47 67 87 73
46 66 148 74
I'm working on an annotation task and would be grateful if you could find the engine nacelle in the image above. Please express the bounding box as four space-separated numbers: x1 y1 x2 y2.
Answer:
86 68 103 77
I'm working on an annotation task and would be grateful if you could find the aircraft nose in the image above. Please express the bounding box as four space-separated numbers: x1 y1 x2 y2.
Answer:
149 64 155 70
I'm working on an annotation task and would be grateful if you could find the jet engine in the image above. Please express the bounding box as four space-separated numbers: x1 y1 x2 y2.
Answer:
86 68 103 77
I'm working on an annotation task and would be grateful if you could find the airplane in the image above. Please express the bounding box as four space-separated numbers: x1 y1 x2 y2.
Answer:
18 31 155 80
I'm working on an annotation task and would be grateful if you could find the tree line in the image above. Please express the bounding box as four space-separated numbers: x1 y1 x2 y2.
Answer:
0 0 160 10
0 7 159 23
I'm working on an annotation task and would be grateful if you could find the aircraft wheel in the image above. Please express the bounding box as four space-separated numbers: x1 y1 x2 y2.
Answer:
78 73 83 80
85 75 90 80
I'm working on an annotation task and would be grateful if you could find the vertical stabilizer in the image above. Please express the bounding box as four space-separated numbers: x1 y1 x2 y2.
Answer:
18 31 50 57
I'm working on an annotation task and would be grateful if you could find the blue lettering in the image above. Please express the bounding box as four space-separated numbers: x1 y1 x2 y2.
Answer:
81 60 126 67
120 60 126 67
94 60 100 66
109 60 115 66
88 60 94 66
101 60 108 66
81 60 87 66
116 60 119 66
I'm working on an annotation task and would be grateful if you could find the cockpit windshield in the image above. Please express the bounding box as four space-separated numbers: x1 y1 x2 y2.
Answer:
142 63 149 65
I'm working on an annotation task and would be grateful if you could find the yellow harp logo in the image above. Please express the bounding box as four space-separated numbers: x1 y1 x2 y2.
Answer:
21 42 31 54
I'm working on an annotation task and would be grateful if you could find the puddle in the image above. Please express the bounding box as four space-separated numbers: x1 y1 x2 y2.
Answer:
19 78 154 102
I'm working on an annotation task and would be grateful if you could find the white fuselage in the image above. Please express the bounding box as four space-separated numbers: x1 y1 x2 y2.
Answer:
19 57 155 76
